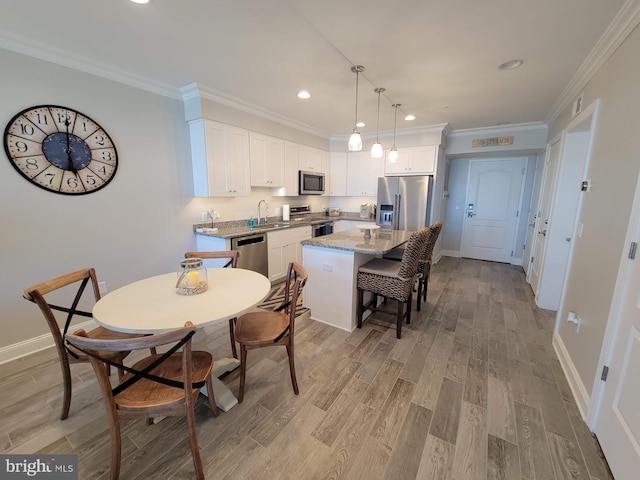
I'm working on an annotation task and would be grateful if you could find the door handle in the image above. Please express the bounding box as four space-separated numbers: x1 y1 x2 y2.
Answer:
467 203 476 217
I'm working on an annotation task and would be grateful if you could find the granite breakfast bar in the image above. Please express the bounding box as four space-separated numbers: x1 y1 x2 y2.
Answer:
301 228 414 331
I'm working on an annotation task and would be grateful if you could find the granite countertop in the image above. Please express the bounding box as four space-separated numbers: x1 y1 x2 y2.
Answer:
302 228 414 254
194 214 366 239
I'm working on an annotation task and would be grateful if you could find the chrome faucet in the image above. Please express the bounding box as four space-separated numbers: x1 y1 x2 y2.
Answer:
257 200 269 225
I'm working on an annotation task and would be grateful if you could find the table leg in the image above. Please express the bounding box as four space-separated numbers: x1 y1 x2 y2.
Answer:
204 357 240 412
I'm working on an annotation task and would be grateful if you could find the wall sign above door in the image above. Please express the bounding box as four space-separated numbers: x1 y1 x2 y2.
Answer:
471 136 514 148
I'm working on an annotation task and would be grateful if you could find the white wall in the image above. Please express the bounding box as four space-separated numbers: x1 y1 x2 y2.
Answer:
549 23 640 397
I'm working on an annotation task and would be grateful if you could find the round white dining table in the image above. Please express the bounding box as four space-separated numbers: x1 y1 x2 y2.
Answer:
91 268 271 412
93 268 271 334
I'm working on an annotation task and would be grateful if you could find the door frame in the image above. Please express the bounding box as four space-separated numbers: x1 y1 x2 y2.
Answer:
587 166 640 480
522 155 543 276
589 159 640 429
460 157 527 263
527 133 563 297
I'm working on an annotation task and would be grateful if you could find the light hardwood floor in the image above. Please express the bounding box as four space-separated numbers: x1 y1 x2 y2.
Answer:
1 257 613 479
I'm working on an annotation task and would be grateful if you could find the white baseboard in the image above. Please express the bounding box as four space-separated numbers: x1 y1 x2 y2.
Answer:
0 320 97 365
511 257 523 266
552 331 590 418
440 250 461 258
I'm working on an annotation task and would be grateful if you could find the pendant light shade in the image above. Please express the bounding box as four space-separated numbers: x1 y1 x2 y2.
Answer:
348 65 364 152
349 129 362 151
371 87 385 158
388 103 400 163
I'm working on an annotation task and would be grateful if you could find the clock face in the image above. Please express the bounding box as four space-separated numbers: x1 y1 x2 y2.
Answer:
4 105 118 195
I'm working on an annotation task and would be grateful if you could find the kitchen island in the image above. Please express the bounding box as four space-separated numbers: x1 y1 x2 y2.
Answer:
302 228 414 331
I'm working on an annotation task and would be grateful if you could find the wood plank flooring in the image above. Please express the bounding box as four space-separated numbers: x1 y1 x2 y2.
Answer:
0 257 614 479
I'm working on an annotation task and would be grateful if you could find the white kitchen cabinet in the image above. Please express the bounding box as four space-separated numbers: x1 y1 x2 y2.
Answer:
321 150 331 197
298 145 322 172
330 152 347 196
272 141 300 197
267 226 311 282
384 145 436 175
346 151 384 196
189 119 250 197
249 132 284 187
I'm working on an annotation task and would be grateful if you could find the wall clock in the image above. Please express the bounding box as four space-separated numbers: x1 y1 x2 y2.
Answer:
3 105 118 195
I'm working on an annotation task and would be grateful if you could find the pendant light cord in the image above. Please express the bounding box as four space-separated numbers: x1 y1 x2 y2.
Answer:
354 69 359 128
375 89 381 142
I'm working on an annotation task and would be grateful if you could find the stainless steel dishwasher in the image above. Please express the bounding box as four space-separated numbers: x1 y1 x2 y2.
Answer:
231 233 268 277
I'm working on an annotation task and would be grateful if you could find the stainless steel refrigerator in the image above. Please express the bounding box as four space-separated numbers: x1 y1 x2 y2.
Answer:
376 176 433 230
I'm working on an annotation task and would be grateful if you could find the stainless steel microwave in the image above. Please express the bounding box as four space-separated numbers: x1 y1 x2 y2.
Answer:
298 170 325 195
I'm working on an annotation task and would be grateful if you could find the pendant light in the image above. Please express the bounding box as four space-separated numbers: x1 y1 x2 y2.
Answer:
371 87 385 158
388 103 400 163
348 65 364 151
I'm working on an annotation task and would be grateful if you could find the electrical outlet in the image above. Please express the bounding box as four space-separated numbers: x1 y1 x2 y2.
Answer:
201 212 209 222
98 281 108 294
322 263 333 272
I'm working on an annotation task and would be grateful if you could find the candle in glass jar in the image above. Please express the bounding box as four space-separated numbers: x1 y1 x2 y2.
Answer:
186 270 200 287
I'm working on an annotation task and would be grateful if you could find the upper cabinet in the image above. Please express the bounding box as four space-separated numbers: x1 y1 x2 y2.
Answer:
189 119 250 197
298 145 322 172
249 132 285 187
346 151 385 196
274 141 329 197
321 150 331 197
384 145 437 176
330 152 347 196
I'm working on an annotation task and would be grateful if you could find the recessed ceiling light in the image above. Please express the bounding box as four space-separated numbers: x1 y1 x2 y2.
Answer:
404 114 416 121
498 59 524 70
130 0 151 3
297 90 311 99
356 122 365 128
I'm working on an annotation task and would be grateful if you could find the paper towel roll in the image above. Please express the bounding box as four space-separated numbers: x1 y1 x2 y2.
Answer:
282 204 290 221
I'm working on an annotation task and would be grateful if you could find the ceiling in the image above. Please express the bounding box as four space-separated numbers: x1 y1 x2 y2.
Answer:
0 0 627 137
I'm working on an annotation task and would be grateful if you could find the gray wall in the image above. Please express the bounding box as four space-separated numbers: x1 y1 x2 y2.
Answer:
441 155 538 261
0 48 199 350
548 23 640 396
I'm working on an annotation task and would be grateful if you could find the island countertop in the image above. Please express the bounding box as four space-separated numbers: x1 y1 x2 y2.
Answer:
302 228 414 254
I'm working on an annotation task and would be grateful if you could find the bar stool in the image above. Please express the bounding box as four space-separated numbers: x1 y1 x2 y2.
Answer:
356 228 430 338
383 221 443 311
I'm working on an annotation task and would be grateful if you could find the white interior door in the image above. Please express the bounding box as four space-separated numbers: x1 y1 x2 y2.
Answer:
523 157 543 276
461 158 525 263
594 222 640 478
529 139 561 295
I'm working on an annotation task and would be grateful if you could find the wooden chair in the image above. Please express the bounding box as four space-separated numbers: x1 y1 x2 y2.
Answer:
185 250 240 358
234 262 307 402
65 323 219 480
415 221 443 311
357 228 429 338
23 267 148 420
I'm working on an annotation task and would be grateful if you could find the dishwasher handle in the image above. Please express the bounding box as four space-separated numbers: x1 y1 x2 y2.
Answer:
233 234 266 247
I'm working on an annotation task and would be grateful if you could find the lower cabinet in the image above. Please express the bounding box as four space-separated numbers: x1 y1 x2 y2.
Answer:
267 226 312 282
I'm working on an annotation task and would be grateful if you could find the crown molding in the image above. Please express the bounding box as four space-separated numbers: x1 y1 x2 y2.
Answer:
184 83 330 139
331 123 450 142
544 0 640 125
448 121 548 137
0 31 179 99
